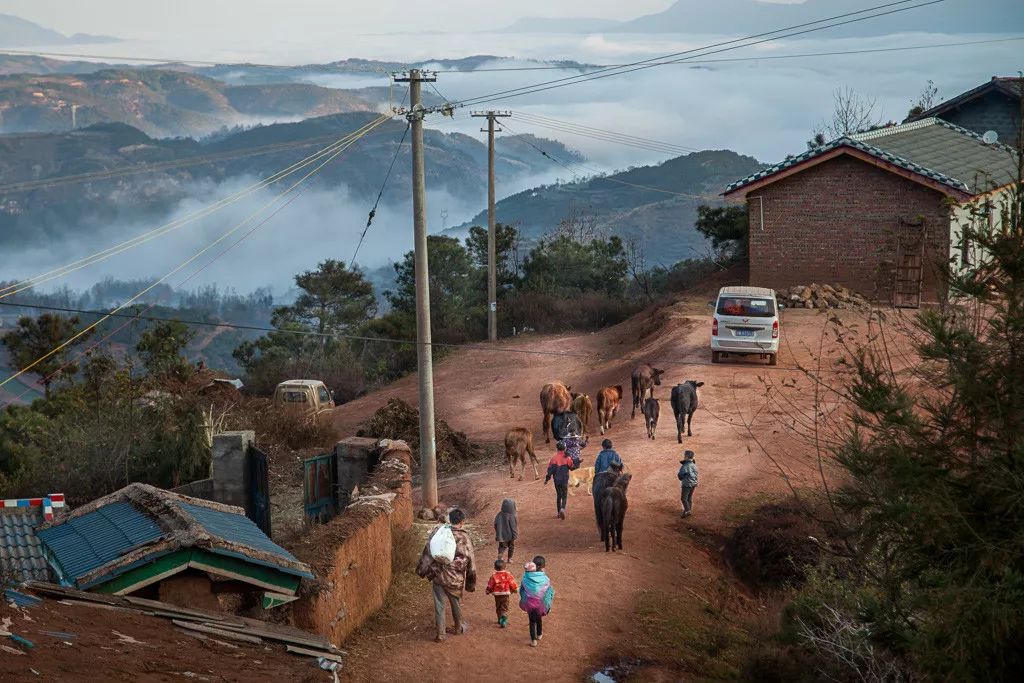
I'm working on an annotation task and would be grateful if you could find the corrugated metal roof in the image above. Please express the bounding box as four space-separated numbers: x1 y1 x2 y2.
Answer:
0 509 51 583
178 502 301 566
36 501 162 582
725 118 1018 197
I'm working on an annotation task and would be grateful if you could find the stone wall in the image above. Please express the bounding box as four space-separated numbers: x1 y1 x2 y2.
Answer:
292 440 413 645
747 155 950 302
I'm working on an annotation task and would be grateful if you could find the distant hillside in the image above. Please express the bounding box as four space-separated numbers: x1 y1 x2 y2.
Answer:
0 113 582 249
0 14 117 47
505 0 1024 35
0 69 414 137
451 150 764 266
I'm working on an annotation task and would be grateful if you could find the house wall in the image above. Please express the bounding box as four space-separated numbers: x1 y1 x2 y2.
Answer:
939 90 1021 148
950 186 1014 275
291 440 413 645
746 155 951 301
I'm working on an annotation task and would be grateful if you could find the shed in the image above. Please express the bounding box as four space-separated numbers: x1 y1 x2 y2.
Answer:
0 494 66 583
36 483 311 609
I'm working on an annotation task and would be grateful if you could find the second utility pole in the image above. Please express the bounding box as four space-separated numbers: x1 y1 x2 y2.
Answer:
395 69 438 509
472 110 510 342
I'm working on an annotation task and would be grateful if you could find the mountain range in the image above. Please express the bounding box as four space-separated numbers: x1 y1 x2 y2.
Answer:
0 112 582 249
0 14 117 46
504 0 1024 35
451 149 764 266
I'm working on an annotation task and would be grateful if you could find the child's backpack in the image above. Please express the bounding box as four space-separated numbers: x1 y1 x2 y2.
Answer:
429 524 457 565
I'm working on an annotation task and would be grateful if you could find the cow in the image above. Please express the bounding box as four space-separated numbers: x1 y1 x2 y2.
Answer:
571 393 594 438
504 428 540 480
540 382 573 443
600 472 632 552
596 385 623 435
631 364 666 419
670 381 704 444
642 397 660 440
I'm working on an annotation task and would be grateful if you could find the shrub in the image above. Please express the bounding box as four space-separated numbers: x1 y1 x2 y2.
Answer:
725 503 823 590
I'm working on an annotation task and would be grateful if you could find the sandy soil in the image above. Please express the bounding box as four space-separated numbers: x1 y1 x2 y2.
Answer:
333 298 867 682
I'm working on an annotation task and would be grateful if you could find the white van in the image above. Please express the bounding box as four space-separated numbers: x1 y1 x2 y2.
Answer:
710 286 780 365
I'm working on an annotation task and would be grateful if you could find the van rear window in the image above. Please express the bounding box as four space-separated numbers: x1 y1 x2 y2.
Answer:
282 391 308 402
717 296 775 317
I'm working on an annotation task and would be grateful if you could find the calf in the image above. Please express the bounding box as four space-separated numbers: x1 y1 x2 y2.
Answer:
600 473 632 552
642 397 660 440
670 381 704 444
504 428 540 480
571 393 594 439
631 364 665 419
597 385 623 435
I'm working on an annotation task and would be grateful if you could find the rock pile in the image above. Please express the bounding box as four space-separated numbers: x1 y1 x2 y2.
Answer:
784 284 870 310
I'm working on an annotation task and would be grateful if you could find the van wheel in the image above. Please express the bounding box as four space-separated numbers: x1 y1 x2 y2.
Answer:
712 351 721 364
768 354 778 366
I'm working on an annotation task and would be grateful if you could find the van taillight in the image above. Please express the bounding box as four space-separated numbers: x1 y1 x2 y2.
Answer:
712 318 719 336
772 320 779 339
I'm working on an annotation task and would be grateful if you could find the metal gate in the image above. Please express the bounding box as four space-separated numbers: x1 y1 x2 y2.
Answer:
303 452 338 523
248 446 272 536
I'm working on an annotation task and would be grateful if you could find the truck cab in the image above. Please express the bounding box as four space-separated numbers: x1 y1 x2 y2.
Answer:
272 379 335 414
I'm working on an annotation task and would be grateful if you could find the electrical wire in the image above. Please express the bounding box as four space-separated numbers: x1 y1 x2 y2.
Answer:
446 0 945 109
433 35 1024 72
512 112 698 153
506 113 695 156
0 115 391 393
0 116 393 301
353 121 410 266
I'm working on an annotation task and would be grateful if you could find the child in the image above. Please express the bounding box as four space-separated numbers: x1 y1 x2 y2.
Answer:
545 442 577 519
519 556 555 647
494 498 518 562
485 559 518 628
677 450 698 517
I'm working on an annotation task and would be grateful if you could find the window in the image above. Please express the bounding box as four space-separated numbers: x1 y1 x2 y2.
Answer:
282 391 308 403
716 297 776 318
318 387 331 404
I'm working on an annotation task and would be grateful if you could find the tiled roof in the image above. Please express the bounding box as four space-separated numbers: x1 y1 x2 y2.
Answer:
0 509 51 583
36 483 312 589
35 501 163 585
725 118 1018 197
909 76 1023 122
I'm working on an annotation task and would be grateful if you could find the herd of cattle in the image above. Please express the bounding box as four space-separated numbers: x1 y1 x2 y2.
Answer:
502 364 705 551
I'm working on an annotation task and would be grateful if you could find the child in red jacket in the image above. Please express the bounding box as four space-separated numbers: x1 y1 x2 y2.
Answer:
485 558 519 627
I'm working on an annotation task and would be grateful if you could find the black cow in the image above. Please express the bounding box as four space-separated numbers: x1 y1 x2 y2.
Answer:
642 397 660 440
670 381 704 444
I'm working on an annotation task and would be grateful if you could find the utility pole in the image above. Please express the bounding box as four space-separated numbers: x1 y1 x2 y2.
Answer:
394 69 439 509
471 110 511 341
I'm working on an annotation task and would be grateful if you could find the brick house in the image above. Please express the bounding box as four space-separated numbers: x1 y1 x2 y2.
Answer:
909 76 1022 147
723 117 1018 306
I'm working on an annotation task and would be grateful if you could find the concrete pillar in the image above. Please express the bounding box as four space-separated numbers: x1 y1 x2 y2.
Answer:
212 431 254 509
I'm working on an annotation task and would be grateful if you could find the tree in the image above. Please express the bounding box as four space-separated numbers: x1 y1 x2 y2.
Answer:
520 234 629 297
811 86 884 144
276 259 376 337
465 223 521 289
1 314 91 398
907 79 939 118
695 205 748 260
135 320 194 381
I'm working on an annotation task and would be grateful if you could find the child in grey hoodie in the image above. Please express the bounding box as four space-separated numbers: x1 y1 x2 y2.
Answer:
494 498 518 561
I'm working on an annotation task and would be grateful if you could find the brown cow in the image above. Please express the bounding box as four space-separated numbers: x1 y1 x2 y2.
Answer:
631 364 666 419
539 382 573 443
505 428 540 480
571 393 594 438
596 385 623 435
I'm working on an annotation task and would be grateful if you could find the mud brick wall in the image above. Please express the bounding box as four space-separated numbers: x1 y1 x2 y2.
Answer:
292 440 412 645
746 155 951 302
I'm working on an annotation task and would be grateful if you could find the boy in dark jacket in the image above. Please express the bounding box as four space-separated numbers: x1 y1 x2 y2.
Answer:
545 441 577 519
494 498 518 561
486 558 519 628
677 450 698 517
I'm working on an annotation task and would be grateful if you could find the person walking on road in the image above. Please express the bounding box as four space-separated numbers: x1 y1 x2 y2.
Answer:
415 508 477 642
592 461 624 534
678 450 698 517
545 441 577 519
494 498 518 562
486 558 518 628
519 556 555 648
593 438 622 474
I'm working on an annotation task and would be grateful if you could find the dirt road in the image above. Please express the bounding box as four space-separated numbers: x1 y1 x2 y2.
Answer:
333 299 849 681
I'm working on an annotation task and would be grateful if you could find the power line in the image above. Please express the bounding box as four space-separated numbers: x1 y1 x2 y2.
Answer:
433 35 1024 72
506 113 696 156
446 0 945 110
512 112 698 153
353 121 410 265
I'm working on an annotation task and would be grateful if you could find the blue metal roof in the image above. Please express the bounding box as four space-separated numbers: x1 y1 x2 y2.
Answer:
0 509 51 583
179 502 302 567
36 501 163 582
